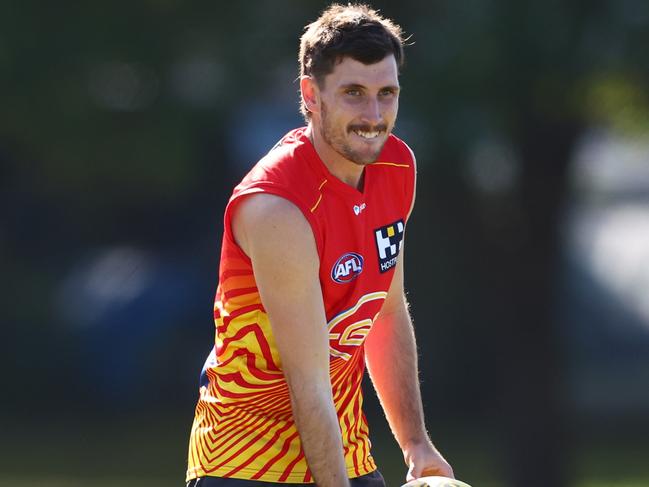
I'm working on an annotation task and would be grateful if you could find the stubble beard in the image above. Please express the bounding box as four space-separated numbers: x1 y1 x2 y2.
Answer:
320 102 389 166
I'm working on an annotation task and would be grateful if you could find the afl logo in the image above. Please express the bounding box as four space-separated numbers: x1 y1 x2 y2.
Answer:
331 252 364 283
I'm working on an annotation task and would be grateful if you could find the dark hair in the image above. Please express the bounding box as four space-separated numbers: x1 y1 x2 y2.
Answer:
299 3 406 119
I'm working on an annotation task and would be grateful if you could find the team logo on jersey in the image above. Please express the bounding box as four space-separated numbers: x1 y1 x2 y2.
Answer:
328 291 387 360
331 252 364 283
374 219 404 273
353 203 366 216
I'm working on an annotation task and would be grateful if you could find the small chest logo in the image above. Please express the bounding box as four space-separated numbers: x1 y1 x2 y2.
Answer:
331 252 364 283
374 220 405 273
353 203 366 216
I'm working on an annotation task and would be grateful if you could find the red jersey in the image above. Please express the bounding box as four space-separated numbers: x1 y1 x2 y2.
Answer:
187 127 415 483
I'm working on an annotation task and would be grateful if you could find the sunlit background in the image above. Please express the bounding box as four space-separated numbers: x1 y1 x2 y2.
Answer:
2 1 649 486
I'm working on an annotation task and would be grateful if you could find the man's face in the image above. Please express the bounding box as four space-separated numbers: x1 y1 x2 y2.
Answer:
315 55 400 166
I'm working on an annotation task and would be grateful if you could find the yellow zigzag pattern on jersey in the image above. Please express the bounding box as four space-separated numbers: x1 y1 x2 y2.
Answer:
189 343 375 482
188 289 382 482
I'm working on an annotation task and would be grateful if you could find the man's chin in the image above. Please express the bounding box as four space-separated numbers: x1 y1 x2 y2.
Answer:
352 145 386 165
351 155 380 166
342 148 379 166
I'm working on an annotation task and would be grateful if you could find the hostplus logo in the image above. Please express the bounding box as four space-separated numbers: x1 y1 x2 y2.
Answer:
374 220 404 273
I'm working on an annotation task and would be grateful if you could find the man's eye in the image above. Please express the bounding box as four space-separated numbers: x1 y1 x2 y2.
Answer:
346 89 361 96
379 89 395 97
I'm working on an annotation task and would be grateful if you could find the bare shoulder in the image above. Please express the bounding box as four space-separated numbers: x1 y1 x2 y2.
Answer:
232 193 314 259
235 193 305 227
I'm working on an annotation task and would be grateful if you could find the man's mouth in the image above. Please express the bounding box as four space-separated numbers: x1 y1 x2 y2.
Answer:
349 126 387 140
354 129 380 139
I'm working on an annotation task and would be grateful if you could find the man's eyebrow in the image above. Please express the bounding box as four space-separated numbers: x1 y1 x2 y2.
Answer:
339 83 366 90
339 83 401 91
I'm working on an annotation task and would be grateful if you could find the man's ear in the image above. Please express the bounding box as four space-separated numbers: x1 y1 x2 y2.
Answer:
300 76 320 116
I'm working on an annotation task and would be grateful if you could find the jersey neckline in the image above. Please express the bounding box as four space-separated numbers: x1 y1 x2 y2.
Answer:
294 127 369 199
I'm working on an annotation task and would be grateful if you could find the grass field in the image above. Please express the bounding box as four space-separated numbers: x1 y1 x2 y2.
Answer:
1 414 647 487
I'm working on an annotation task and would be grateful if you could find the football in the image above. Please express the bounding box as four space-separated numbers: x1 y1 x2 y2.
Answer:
401 476 472 487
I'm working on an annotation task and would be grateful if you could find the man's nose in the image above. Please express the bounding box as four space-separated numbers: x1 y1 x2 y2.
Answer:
361 97 382 124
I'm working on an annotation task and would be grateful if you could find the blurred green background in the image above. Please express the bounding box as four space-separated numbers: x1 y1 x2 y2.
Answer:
2 1 649 486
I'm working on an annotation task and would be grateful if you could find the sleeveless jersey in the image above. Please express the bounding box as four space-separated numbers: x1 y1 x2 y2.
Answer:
187 127 416 483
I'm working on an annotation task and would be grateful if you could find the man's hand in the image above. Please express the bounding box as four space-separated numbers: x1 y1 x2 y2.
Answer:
404 439 454 481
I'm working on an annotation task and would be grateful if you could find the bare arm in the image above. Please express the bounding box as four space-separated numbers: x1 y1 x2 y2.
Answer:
364 250 454 481
232 194 350 487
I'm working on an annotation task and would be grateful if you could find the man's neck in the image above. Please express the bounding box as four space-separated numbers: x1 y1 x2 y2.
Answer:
305 124 365 190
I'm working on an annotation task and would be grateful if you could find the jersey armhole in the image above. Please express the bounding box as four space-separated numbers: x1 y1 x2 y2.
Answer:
401 142 417 221
223 183 325 263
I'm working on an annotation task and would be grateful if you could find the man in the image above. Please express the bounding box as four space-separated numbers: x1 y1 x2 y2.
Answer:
186 4 453 487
